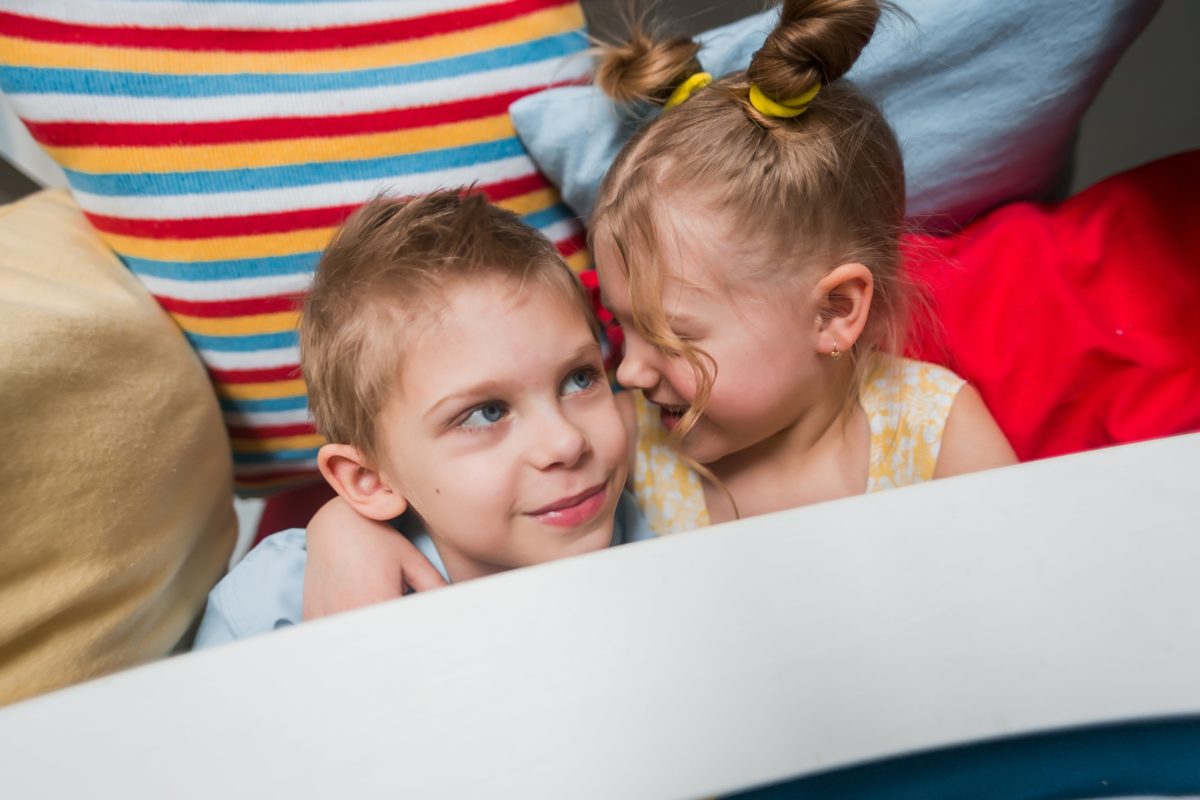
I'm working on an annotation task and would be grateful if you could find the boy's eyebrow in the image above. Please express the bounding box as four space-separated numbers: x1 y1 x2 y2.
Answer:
424 380 504 423
423 342 602 423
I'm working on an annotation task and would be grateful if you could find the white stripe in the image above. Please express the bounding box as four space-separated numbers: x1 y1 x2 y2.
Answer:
11 57 590 123
142 271 312 301
73 154 534 219
203 346 300 371
539 217 582 244
4 0 494 30
224 408 313 429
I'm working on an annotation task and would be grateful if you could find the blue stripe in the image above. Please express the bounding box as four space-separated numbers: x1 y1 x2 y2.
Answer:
221 396 309 413
124 252 319 280
522 204 575 230
0 33 586 98
64 137 527 196
234 447 320 465
189 330 298 351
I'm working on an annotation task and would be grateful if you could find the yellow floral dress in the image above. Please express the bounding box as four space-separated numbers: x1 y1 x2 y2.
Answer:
631 357 966 536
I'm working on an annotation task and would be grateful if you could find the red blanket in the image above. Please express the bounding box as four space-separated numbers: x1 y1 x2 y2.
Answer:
906 150 1200 461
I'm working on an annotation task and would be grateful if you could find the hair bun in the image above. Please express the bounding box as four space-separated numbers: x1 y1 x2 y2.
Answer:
594 26 701 106
749 0 882 102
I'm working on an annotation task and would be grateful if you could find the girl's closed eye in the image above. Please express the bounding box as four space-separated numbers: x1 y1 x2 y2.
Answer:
458 400 508 431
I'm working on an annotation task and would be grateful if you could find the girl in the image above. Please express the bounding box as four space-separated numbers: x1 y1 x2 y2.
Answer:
588 0 1016 535
304 0 1016 613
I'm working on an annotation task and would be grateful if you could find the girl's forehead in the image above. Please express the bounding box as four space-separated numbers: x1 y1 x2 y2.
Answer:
596 207 734 288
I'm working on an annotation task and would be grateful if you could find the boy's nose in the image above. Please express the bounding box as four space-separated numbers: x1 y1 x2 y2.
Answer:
529 409 588 470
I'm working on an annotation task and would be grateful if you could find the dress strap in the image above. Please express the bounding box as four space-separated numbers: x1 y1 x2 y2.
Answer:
861 358 966 492
631 393 710 536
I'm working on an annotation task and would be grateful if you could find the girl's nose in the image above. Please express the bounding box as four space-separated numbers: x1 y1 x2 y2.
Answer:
615 332 658 392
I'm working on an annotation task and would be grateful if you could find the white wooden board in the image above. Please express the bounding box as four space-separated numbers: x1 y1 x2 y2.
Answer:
1 434 1197 798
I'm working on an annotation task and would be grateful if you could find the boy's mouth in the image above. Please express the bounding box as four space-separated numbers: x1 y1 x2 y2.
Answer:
526 482 609 528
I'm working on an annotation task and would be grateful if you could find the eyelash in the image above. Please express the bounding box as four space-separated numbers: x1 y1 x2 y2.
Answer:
563 365 602 394
453 364 604 433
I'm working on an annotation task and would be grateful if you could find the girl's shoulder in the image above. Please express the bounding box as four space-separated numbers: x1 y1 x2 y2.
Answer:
861 356 967 491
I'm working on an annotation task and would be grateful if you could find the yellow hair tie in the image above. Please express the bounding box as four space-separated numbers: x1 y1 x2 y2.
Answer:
664 71 713 110
748 81 821 118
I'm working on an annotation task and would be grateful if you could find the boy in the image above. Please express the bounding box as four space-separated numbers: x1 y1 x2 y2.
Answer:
195 191 649 647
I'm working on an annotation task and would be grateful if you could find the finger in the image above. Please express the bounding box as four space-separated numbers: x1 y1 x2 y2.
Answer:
393 534 449 592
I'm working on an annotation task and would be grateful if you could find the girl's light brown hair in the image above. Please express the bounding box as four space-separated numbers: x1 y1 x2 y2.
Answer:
591 0 910 448
300 190 593 467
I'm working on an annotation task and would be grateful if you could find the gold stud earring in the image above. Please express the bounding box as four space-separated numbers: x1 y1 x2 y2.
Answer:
830 340 842 360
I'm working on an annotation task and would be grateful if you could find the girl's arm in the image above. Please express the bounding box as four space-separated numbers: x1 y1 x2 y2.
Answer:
302 496 447 620
933 384 1019 478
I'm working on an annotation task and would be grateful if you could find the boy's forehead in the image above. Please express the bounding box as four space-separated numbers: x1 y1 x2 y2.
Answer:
389 276 593 398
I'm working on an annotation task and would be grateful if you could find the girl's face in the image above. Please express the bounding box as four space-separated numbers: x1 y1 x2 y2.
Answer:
377 277 628 580
595 227 834 467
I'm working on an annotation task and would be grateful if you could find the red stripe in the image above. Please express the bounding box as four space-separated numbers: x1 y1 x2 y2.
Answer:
0 0 573 52
235 468 322 489
556 230 587 259
228 422 314 439
24 82 585 148
211 364 303 385
87 173 552 240
163 294 303 317
88 205 357 239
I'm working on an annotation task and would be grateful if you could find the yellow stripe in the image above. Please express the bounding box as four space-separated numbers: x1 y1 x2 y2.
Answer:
217 378 307 401
98 189 561 262
172 310 300 337
496 187 560 216
1 7 583 75
44 115 515 174
232 434 325 453
102 227 335 261
564 250 591 272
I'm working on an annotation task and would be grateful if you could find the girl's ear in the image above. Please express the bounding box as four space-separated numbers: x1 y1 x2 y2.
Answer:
317 443 408 522
813 262 874 356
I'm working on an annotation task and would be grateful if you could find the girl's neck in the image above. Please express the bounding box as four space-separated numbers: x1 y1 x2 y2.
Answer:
704 366 869 522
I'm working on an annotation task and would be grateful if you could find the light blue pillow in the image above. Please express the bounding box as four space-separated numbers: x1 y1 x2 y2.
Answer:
512 0 1161 228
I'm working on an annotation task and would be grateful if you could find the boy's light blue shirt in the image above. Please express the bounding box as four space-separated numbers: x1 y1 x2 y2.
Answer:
194 491 653 649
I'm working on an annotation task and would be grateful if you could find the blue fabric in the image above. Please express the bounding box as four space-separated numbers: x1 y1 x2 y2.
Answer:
193 490 655 649
510 0 1161 228
728 717 1200 799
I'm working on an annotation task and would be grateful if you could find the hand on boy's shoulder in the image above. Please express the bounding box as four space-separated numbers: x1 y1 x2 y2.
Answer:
303 497 447 621
934 384 1019 479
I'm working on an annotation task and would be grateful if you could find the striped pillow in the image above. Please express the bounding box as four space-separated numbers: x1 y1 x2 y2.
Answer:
0 0 591 494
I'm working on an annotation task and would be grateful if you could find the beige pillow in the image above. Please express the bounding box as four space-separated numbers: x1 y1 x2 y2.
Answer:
0 190 236 705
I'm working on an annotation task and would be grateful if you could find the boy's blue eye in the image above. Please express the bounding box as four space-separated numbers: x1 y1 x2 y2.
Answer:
562 367 596 395
460 402 506 429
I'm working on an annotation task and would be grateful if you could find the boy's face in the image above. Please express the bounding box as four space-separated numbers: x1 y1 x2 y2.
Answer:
377 276 628 581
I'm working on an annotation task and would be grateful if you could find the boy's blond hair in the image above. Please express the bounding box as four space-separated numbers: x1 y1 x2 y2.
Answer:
300 190 592 466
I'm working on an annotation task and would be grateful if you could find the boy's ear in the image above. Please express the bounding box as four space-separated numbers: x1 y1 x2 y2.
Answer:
317 443 408 522
813 262 874 355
